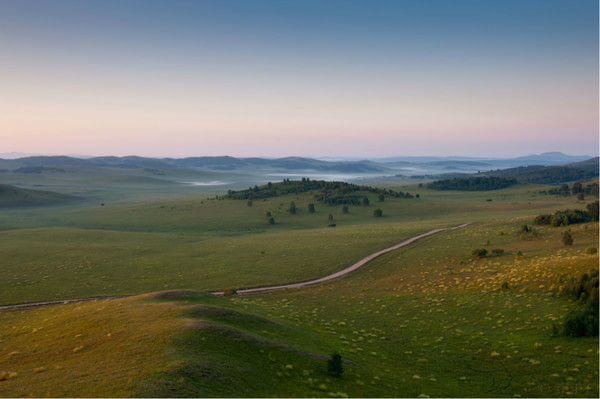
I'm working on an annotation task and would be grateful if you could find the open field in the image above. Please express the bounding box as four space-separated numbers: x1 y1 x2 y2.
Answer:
0 174 597 397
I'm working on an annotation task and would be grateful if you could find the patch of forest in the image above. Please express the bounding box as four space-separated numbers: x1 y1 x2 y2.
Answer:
224 178 414 205
483 164 598 184
534 200 599 227
427 176 518 191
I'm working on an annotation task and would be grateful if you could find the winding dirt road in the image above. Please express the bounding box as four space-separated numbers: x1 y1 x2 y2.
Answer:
0 223 470 310
213 223 470 296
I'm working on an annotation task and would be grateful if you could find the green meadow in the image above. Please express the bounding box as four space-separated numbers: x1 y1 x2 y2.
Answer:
0 172 597 397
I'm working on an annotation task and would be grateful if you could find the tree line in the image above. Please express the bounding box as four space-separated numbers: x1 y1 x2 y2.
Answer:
225 178 414 204
427 176 517 191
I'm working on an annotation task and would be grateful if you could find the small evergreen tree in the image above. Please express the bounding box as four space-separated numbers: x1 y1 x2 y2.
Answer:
289 201 296 214
562 231 573 246
308 203 315 213
327 352 343 376
328 213 334 222
342 205 349 214
268 217 275 225
373 208 382 217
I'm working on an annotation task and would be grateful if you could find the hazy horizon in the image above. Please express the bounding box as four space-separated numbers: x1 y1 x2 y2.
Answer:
1 0 598 158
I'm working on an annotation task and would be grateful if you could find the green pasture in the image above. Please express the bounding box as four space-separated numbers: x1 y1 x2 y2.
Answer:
0 173 597 397
0 182 590 306
136 218 598 397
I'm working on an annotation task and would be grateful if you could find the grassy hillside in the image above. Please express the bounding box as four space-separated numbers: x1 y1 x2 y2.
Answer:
1 218 597 397
0 176 597 397
0 184 79 207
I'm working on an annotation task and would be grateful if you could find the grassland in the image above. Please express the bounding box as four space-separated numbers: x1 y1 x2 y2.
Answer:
0 172 597 397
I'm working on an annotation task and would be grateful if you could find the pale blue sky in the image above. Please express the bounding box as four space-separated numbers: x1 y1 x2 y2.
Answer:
1 0 597 157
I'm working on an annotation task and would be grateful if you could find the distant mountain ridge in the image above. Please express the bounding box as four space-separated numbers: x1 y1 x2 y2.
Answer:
1 155 386 173
0 152 596 178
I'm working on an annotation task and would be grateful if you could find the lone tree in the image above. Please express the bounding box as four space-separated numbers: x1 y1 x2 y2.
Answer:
327 352 343 376
268 217 275 225
308 203 315 213
373 208 383 217
562 231 573 246
289 201 296 214
472 248 487 257
362 197 370 206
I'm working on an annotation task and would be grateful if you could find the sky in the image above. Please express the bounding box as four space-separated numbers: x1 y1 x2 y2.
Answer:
0 0 598 158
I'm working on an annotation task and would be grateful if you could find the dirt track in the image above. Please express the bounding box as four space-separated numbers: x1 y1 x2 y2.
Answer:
213 223 470 296
0 223 470 310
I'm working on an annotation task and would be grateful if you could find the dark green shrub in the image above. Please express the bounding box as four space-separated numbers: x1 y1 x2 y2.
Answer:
342 205 349 214
563 301 599 337
373 209 383 217
308 203 315 213
586 247 597 255
534 214 552 225
472 248 487 257
327 352 344 376
562 231 573 246
268 217 275 225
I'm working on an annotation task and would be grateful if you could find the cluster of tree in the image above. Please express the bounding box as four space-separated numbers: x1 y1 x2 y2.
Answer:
427 176 517 191
483 165 598 184
540 182 599 198
534 201 599 227
472 248 504 258
225 178 413 204
560 269 599 337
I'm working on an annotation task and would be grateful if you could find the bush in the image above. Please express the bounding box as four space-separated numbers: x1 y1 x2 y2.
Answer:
373 209 383 217
268 217 275 225
560 270 599 337
562 231 573 246
472 248 487 257
327 352 343 376
563 302 599 337
223 288 237 297
342 205 349 214
586 247 598 255
534 214 552 225
308 203 315 213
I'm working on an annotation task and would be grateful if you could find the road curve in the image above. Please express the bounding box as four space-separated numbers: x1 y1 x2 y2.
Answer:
0 223 470 310
213 223 471 296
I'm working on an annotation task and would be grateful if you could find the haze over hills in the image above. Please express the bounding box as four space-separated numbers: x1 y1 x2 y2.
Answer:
0 152 594 173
